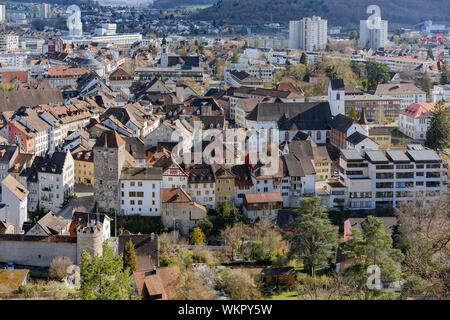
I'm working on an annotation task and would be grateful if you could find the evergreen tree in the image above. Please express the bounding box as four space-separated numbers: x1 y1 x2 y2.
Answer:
343 216 404 285
425 101 449 150
348 107 358 120
123 239 137 275
325 65 338 79
286 197 338 276
366 61 390 90
198 218 213 236
300 52 308 66
190 227 206 246
80 243 135 300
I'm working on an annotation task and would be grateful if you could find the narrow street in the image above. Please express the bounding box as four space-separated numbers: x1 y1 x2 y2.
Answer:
55 184 94 222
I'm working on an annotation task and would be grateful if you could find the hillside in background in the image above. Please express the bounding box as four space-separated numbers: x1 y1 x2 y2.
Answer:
156 0 215 6
192 0 450 28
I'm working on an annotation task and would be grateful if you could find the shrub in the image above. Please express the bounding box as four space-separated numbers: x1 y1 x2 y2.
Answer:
49 257 74 281
192 249 219 267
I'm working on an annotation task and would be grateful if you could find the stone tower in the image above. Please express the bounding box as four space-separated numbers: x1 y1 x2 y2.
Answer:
76 224 103 265
93 131 126 212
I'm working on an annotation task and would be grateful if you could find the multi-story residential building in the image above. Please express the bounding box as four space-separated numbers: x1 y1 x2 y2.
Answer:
38 3 51 19
331 147 447 210
0 5 6 23
399 102 450 140
72 150 94 186
0 175 28 233
0 146 18 186
37 151 74 212
366 56 425 72
375 83 426 110
0 53 27 67
119 167 162 216
430 84 450 103
242 192 283 222
359 18 388 49
0 35 19 52
224 64 274 85
212 164 236 207
109 68 133 92
289 16 327 51
47 67 88 88
161 187 207 235
9 109 52 156
185 164 216 209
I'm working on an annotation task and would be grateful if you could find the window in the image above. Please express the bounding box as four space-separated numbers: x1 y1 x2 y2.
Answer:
130 182 135 187
316 131 322 140
138 182 142 187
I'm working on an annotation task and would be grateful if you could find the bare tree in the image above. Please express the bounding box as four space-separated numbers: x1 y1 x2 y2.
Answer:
396 194 450 299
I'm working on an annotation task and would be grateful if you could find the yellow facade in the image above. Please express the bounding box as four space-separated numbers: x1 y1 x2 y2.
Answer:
74 159 94 186
215 178 235 207
369 134 391 150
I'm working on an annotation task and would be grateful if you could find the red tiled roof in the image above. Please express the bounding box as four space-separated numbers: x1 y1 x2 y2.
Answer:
399 103 450 119
244 192 283 204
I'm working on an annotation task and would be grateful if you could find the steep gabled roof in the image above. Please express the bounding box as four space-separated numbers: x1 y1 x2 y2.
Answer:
94 130 125 149
329 114 355 133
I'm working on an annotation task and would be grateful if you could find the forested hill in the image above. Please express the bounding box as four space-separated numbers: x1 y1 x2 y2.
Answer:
192 0 450 27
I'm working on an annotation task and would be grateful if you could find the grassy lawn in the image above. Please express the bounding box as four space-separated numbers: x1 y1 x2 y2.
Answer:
179 4 213 11
265 291 299 300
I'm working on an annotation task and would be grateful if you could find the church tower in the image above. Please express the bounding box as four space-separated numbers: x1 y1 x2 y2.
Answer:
160 36 168 68
328 79 345 117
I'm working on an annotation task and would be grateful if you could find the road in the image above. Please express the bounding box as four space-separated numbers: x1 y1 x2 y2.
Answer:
55 184 94 222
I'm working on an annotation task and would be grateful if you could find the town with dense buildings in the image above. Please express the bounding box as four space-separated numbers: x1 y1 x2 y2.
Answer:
0 0 448 303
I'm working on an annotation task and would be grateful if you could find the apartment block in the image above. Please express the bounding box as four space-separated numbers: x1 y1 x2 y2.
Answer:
331 147 447 210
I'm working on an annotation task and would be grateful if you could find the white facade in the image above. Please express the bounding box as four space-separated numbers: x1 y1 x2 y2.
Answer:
360 19 388 49
188 182 215 209
430 85 450 103
289 17 327 51
38 152 75 212
119 179 162 216
334 149 447 210
0 35 19 52
0 175 28 234
0 5 6 23
0 54 27 67
162 164 188 191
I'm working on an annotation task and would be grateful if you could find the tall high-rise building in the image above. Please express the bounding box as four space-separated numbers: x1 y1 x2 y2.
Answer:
0 5 6 23
38 3 51 19
360 17 388 49
289 16 327 51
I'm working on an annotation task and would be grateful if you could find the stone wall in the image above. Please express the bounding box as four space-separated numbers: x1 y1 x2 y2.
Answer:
0 235 77 267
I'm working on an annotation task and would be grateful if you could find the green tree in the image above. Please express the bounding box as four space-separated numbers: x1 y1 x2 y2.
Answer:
79 243 134 300
190 227 206 246
300 52 307 66
123 239 137 275
286 197 338 276
424 101 449 150
343 216 404 290
366 61 390 90
349 30 359 40
348 107 358 120
325 65 338 79
350 61 362 79
198 218 213 236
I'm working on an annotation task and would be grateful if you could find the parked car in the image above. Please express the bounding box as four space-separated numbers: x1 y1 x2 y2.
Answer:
6 262 14 270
